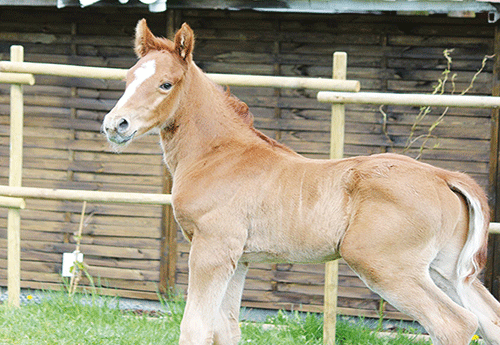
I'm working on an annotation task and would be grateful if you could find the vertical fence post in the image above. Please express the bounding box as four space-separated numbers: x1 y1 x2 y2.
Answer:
7 45 24 307
159 11 178 294
323 52 347 345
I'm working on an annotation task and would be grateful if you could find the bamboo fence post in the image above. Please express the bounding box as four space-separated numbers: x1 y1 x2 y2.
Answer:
324 52 347 345
7 45 24 308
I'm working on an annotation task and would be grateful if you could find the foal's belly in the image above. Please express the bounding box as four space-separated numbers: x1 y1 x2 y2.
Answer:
240 249 340 264
240 221 344 264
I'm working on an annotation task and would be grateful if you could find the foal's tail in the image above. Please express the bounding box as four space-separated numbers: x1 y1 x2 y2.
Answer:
445 174 500 344
446 172 490 285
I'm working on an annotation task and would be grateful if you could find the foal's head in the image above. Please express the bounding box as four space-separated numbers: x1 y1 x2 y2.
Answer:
102 19 194 149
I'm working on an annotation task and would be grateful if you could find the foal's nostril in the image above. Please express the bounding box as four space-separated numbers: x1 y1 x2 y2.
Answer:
117 118 129 133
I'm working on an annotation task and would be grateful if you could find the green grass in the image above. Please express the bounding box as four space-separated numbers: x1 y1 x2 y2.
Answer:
0 291 475 344
0 292 180 345
241 310 432 345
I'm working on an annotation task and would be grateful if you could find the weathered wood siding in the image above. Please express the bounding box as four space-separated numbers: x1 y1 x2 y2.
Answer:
0 8 168 300
0 6 495 319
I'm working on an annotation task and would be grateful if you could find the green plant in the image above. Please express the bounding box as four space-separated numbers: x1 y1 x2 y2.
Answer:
61 201 99 298
381 49 494 159
376 298 387 332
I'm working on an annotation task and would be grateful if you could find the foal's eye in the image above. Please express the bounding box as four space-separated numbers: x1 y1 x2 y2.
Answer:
160 82 173 91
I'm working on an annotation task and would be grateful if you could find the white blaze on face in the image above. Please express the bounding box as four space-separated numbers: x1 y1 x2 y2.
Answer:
115 59 156 110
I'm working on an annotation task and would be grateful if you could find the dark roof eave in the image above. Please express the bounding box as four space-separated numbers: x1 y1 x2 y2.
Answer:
0 0 497 15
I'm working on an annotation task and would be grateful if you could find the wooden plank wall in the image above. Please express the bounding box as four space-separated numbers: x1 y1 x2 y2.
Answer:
0 7 168 300
0 6 495 319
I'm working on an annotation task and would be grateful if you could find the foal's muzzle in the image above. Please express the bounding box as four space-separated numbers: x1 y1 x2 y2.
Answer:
102 116 137 145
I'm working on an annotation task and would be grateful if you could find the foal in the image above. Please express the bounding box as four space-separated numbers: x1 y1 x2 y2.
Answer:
103 19 500 345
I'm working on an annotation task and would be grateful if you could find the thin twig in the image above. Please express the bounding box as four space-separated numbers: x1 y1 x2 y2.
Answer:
461 54 494 95
69 201 87 296
379 105 394 146
75 201 86 253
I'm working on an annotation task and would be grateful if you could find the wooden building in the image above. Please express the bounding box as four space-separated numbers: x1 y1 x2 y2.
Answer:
0 0 500 319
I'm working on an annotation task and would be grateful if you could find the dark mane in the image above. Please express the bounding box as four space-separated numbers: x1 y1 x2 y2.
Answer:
221 86 296 153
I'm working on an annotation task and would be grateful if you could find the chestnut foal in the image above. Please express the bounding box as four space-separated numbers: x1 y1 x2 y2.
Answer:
103 19 500 345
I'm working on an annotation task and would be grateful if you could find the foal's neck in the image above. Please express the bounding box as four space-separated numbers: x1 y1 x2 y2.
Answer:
160 63 257 174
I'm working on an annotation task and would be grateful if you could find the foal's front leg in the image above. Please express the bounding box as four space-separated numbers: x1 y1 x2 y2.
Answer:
215 261 249 344
179 235 244 345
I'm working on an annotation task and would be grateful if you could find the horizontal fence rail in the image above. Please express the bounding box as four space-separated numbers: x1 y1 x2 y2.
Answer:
0 186 172 205
0 61 125 80
0 61 361 91
489 222 500 234
0 72 34 85
0 196 25 209
0 185 499 232
208 73 361 91
317 91 500 108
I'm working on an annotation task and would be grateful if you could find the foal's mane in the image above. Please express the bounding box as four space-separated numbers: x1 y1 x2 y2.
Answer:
220 85 295 153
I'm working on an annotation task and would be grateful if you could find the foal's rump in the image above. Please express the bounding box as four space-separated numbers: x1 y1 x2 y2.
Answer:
338 153 498 344
340 153 489 277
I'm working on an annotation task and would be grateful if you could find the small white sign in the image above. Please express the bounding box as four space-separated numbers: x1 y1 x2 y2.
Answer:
62 251 84 277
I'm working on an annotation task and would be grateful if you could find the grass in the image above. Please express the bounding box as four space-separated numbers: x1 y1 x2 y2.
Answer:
241 310 432 345
0 291 479 345
0 292 180 345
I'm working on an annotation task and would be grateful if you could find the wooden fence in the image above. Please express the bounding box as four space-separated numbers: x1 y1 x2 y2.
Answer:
3 45 500 344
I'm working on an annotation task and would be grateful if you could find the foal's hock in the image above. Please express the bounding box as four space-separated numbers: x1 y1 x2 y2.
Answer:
103 19 500 345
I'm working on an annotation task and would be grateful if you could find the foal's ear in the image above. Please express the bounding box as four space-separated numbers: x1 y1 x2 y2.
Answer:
174 23 194 61
134 19 163 58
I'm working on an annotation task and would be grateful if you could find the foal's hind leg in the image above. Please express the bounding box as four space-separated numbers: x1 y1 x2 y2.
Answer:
430 249 500 344
340 210 478 345
466 280 500 344
432 266 500 345
343 253 477 344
